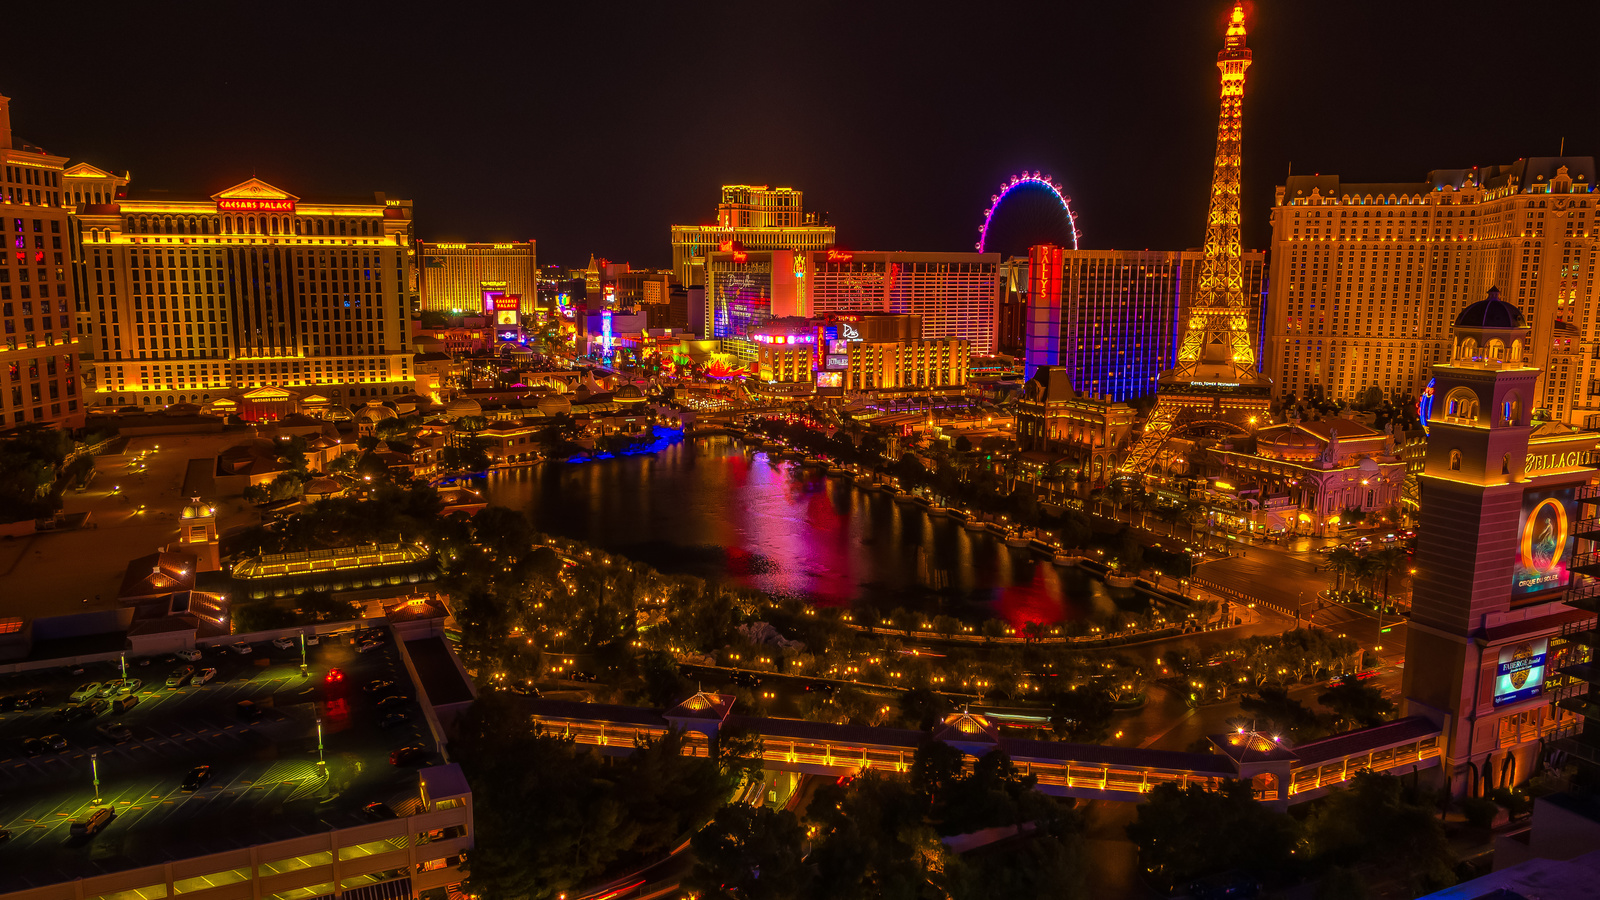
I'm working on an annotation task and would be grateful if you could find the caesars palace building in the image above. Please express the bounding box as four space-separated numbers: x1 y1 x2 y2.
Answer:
67 171 417 418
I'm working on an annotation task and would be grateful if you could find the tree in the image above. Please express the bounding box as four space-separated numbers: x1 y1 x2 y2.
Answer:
712 723 766 782
687 805 811 900
898 687 949 731
1048 689 1115 743
1302 771 1456 895
1239 685 1331 743
1126 780 1298 892
1317 676 1396 731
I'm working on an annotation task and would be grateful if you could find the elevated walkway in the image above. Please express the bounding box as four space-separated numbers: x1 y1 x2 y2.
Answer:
517 694 1441 807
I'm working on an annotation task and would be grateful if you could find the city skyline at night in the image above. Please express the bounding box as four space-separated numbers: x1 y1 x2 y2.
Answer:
3 4 1600 900
2 2 1593 269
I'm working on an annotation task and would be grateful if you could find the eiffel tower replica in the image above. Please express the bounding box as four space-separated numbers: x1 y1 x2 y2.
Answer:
1121 2 1272 477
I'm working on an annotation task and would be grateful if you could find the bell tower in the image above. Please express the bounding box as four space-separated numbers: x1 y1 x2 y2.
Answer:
1404 288 1599 795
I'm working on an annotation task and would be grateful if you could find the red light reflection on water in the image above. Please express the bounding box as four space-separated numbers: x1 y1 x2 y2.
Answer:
993 563 1067 628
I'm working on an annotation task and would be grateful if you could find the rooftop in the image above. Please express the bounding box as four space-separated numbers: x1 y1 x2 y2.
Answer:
0 626 447 893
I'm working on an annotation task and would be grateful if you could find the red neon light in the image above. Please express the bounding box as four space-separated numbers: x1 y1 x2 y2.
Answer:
494 295 521 311
732 251 748 263
826 248 853 262
216 198 296 213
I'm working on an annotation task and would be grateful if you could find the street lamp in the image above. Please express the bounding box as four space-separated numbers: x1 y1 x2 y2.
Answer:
91 752 102 805
300 632 309 676
315 716 327 772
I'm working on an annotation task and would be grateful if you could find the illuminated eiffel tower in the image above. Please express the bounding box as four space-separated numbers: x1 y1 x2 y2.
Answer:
1121 1 1272 477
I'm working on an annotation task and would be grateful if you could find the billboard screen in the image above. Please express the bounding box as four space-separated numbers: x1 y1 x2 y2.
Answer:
825 355 849 370
1493 639 1549 706
1511 486 1578 598
816 371 843 388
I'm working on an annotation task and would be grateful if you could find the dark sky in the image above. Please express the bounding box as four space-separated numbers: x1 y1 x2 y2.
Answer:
4 0 1596 270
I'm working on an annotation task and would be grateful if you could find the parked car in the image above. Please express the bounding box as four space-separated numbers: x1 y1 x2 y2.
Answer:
63 699 107 721
305 634 321 646
236 700 263 722
181 765 212 792
363 679 396 694
166 666 194 689
20 737 45 756
272 637 295 650
70 807 113 837
356 639 383 654
175 649 202 662
6 689 46 710
376 694 410 712
110 695 140 715
229 642 253 655
362 802 398 820
194 668 217 685
390 745 430 766
379 711 410 729
118 679 143 695
40 733 67 751
70 683 102 703
96 679 125 698
95 722 133 743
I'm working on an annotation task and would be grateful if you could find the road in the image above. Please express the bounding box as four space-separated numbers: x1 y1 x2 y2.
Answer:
1189 539 1410 666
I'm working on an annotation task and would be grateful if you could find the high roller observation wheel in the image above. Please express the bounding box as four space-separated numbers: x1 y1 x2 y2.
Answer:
976 171 1081 253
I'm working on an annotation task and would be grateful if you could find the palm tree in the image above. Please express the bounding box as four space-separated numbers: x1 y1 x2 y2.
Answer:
1366 546 1410 614
1326 545 1361 598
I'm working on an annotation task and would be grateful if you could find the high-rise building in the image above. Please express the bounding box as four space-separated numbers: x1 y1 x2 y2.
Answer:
844 337 969 398
670 184 834 288
419 240 536 314
74 177 417 417
1401 288 1600 795
63 162 129 350
1024 245 1267 402
997 258 1029 357
704 249 802 357
805 250 1002 356
1264 158 1597 427
1122 2 1273 476
0 92 85 429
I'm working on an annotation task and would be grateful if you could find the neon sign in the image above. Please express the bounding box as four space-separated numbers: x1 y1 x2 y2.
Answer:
827 248 854 262
217 198 295 213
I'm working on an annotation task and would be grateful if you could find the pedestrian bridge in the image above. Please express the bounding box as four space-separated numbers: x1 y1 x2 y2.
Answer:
517 693 1442 809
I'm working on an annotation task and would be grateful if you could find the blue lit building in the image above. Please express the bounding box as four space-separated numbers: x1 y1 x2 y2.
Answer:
1023 247 1267 402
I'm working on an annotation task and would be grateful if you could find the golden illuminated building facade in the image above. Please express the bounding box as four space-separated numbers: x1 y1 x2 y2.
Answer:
1122 3 1272 476
74 177 417 415
0 91 84 428
419 240 536 314
1265 157 1597 427
670 184 834 288
845 337 969 397
63 162 128 348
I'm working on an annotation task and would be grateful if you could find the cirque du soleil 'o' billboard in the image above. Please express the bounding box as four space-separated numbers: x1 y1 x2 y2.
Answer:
1511 486 1578 599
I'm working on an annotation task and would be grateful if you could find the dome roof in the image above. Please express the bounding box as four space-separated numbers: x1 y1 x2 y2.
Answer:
615 383 646 402
537 394 572 416
1456 287 1524 329
357 401 397 421
303 476 342 496
445 397 483 418
180 500 215 519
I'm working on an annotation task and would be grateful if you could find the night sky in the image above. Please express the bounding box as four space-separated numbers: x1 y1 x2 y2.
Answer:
3 0 1595 270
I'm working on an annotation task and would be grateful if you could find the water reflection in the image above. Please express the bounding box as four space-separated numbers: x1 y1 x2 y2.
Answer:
482 437 1144 625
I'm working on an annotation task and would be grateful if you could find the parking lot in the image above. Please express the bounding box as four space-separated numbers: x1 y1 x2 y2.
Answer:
0 629 440 892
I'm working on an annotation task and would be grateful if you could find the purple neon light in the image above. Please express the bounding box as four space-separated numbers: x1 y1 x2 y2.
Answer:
976 171 1081 253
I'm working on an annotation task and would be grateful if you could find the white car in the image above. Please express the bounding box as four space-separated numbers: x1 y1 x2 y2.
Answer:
175 649 202 662
194 668 217 685
229 642 253 655
271 637 295 650
305 634 320 646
